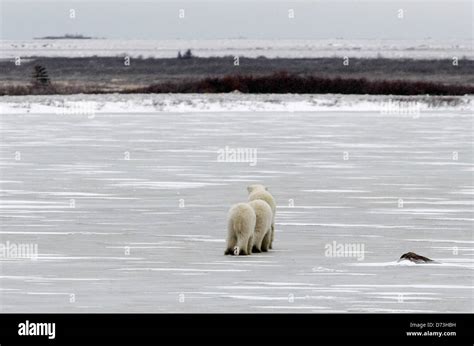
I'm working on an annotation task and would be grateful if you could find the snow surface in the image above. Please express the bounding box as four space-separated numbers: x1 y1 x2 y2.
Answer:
0 94 472 312
1 94 472 115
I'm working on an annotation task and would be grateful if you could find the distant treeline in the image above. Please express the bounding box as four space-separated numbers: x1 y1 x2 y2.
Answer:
1 72 473 96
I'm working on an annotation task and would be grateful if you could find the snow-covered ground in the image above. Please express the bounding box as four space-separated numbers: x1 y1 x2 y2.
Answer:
1 39 472 59
1 94 473 115
0 94 473 312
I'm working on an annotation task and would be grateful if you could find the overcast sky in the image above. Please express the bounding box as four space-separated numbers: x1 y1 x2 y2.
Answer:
0 0 472 40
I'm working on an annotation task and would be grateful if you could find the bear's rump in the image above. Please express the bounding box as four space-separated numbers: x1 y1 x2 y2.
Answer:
228 204 256 236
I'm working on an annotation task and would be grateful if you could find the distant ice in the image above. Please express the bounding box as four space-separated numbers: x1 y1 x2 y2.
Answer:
1 39 472 59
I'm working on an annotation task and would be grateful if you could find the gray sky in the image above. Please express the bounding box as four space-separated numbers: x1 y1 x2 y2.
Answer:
0 0 472 40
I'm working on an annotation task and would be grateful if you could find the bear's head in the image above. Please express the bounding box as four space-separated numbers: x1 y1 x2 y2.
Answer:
247 184 268 194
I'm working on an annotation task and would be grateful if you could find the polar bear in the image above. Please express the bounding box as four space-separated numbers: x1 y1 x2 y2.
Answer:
247 184 276 249
247 200 273 253
225 203 256 256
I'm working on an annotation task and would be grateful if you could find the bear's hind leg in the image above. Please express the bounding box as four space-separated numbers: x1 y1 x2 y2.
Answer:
252 231 265 253
246 235 254 255
236 237 250 256
225 234 238 255
261 230 271 252
269 223 275 249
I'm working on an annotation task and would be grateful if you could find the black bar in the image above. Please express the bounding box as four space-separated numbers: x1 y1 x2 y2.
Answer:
0 314 472 345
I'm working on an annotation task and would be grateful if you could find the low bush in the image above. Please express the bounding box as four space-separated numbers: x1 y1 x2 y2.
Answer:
132 72 474 95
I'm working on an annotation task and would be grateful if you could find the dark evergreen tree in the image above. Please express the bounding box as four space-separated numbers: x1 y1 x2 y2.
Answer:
32 65 50 86
183 49 193 59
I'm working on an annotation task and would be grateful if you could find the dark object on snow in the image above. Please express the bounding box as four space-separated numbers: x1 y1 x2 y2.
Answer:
178 49 193 60
35 34 93 40
32 65 51 86
398 252 434 263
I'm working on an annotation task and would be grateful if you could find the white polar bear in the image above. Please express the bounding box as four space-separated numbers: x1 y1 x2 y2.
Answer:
247 184 276 249
225 203 256 256
247 199 273 253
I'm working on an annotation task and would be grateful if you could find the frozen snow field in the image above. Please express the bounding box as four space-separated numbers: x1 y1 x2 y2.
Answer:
0 94 473 313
